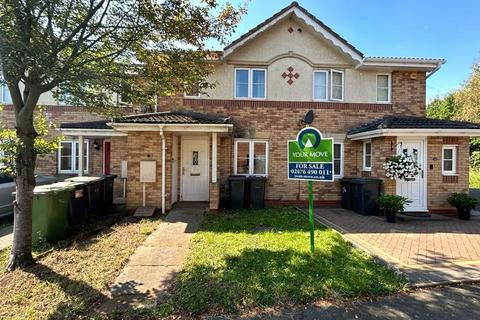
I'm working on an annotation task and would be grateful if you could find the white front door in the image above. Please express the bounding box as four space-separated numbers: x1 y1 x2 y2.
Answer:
396 138 427 212
181 137 209 201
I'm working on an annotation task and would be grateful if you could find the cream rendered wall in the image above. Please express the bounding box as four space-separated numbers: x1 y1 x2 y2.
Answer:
202 17 385 103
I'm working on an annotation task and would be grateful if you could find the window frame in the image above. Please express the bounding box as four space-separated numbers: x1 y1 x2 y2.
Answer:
58 140 89 174
376 73 391 103
233 139 269 176
363 140 372 172
330 69 344 101
333 141 344 179
0 81 12 104
234 68 267 100
442 145 457 176
312 70 329 101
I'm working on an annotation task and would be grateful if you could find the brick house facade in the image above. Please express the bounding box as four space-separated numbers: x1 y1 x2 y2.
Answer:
6 2 480 214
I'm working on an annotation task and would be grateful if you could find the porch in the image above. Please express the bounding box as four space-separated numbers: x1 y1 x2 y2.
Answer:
59 110 233 213
314 207 480 286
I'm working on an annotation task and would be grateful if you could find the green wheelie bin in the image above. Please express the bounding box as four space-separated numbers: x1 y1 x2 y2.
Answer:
31 182 73 243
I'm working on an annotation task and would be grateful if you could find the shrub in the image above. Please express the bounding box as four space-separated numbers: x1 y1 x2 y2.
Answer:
377 194 411 214
470 151 480 170
447 193 477 209
470 168 480 189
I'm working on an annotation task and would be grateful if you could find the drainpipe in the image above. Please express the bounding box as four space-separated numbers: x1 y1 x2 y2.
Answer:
159 126 166 214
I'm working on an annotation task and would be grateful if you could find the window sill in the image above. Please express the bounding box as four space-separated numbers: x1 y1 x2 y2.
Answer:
442 173 458 177
375 100 391 104
233 97 267 101
362 168 372 172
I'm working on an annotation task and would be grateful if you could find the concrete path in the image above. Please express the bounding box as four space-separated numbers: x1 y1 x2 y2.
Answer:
0 225 13 251
98 203 206 312
215 284 480 319
311 208 480 287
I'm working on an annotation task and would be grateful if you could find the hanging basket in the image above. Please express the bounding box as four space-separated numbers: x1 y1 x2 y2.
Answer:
383 154 420 181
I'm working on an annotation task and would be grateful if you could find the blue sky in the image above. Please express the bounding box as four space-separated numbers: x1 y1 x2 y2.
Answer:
211 0 480 101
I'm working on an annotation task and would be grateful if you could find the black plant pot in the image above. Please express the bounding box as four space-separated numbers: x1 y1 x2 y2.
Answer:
385 211 396 223
457 207 471 220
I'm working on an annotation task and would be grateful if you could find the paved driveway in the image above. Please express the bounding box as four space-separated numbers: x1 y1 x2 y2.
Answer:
314 208 480 286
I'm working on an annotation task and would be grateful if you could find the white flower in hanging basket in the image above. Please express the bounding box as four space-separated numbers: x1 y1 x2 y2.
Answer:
383 154 420 181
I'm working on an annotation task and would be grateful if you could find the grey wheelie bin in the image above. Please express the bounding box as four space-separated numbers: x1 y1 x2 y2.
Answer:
229 175 246 209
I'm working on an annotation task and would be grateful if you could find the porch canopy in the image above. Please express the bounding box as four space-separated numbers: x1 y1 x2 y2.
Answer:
347 116 480 140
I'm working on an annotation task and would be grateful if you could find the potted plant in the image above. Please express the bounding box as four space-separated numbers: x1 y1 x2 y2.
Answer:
377 194 411 223
447 193 478 220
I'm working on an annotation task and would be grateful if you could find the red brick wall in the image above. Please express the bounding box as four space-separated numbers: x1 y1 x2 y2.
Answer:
159 98 395 205
427 136 470 212
391 71 427 117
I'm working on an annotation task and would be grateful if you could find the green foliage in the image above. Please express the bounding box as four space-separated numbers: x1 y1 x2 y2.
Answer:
153 207 404 316
447 192 478 209
0 106 62 177
471 152 480 170
455 63 480 123
377 195 411 214
426 93 459 120
470 168 480 189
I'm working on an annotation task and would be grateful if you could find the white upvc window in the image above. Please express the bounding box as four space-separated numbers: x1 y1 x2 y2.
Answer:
234 139 268 176
363 140 372 171
313 70 328 101
376 74 391 103
234 68 266 99
184 85 201 98
442 145 457 175
330 69 344 101
0 81 12 104
58 140 89 174
333 142 344 178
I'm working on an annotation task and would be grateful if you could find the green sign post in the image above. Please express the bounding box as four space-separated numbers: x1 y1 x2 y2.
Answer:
288 126 333 254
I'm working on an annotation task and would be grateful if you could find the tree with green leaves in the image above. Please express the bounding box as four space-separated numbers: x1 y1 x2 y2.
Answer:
426 93 459 120
0 0 244 271
455 63 480 123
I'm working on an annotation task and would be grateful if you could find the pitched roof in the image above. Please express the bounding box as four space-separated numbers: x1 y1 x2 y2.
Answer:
223 1 363 61
348 116 480 135
60 120 112 130
113 110 232 124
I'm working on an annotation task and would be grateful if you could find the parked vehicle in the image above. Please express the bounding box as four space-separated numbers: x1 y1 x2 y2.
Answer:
0 174 57 217
447 193 478 220
377 194 411 223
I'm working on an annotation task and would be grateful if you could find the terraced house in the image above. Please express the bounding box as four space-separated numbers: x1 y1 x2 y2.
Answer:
5 2 480 214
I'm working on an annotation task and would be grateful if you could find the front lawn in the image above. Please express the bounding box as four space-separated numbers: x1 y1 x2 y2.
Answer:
157 207 405 316
0 217 160 320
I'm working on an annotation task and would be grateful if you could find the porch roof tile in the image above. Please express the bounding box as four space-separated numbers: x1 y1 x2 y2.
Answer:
60 120 112 130
113 110 231 124
348 116 480 135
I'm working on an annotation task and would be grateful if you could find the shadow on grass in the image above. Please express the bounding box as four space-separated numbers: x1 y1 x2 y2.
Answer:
23 263 107 320
167 245 402 316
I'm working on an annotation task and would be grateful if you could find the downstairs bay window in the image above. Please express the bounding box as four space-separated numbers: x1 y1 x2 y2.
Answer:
234 139 268 176
58 140 89 174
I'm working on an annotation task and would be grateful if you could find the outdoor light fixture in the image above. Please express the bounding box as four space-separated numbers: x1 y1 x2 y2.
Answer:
93 142 100 150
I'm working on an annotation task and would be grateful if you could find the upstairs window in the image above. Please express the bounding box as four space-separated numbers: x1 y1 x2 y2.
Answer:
234 139 268 176
313 71 328 100
331 70 344 101
442 145 457 175
363 141 372 171
234 68 266 99
314 69 344 101
376 74 391 103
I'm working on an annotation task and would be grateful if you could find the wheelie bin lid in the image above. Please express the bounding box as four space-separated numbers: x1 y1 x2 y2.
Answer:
65 176 103 184
33 181 75 195
343 177 382 184
228 175 247 180
247 175 267 181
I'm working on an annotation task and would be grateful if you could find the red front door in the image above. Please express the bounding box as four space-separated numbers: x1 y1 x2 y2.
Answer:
104 141 111 175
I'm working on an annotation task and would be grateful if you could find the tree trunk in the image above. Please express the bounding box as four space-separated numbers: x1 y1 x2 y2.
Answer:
6 103 38 271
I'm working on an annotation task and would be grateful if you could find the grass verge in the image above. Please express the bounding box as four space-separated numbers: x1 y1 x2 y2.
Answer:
137 207 405 318
0 217 160 320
